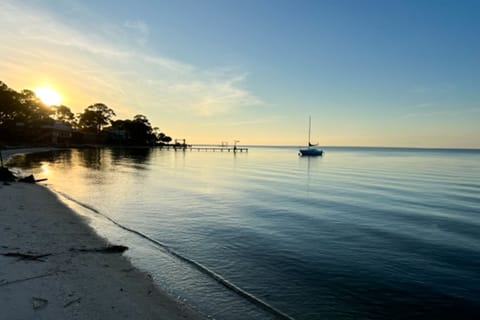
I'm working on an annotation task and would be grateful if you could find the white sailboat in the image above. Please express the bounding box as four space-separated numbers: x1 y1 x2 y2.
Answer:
299 116 323 156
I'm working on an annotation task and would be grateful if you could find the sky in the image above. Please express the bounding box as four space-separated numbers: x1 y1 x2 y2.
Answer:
1 0 479 147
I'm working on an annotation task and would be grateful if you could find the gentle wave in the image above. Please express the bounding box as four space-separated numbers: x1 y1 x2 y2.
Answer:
55 189 296 320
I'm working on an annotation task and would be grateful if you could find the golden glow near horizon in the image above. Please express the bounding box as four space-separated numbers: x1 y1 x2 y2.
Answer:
34 87 62 106
1 1 478 148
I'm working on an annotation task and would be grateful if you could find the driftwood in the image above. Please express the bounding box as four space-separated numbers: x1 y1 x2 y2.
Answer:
0 273 55 288
0 167 47 183
18 175 36 183
70 245 128 254
1 252 52 261
63 297 82 308
1 245 127 265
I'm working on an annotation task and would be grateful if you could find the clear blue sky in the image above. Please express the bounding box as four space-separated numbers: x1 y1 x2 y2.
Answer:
1 0 479 147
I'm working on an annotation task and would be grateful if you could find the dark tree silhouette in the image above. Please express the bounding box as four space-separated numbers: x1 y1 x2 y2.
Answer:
0 84 52 125
54 105 75 125
0 81 20 126
110 114 156 145
0 82 55 143
0 80 174 146
130 114 154 144
20 89 53 121
157 132 172 144
78 103 116 133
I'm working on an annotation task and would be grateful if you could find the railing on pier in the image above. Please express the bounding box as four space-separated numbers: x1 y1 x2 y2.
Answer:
160 145 248 153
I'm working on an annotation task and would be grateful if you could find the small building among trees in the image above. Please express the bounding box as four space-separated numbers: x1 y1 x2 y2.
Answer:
39 121 72 145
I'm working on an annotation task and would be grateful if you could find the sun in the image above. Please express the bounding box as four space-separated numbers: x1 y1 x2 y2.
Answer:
34 87 62 106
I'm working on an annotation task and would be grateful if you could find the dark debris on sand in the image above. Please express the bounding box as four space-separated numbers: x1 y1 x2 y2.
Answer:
0 166 45 184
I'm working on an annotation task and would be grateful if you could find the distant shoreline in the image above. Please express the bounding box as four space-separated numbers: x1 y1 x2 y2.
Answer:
3 147 63 164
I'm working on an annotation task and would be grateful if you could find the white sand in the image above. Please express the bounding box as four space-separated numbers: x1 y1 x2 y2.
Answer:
0 181 205 319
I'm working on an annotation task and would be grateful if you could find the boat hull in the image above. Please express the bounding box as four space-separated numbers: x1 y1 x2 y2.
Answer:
299 148 323 156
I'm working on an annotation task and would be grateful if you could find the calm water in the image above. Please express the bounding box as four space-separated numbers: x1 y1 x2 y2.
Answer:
10 147 480 319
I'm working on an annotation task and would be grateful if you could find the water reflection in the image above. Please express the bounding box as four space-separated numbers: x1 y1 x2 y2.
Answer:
110 147 152 165
9 150 72 169
78 148 106 170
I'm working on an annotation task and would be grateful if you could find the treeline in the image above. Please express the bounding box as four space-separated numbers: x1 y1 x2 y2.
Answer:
0 81 172 146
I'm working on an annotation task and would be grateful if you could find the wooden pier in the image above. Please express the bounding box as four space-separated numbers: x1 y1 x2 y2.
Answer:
162 145 248 153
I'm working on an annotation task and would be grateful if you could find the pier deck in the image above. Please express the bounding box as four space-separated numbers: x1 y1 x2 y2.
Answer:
162 145 248 152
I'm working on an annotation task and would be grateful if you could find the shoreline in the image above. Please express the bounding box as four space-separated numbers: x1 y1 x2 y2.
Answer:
0 149 206 319
2 147 62 164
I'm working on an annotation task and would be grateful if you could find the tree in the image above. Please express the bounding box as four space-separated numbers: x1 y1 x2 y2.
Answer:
0 84 53 125
128 114 154 145
109 114 156 145
0 80 174 146
1 82 28 142
133 114 151 126
54 105 75 124
0 82 55 144
0 81 20 126
19 89 54 123
78 103 116 133
157 132 172 144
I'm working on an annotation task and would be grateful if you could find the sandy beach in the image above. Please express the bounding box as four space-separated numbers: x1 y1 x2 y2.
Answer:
0 149 206 319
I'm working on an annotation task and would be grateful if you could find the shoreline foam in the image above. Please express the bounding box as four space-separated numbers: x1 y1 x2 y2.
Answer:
0 149 206 319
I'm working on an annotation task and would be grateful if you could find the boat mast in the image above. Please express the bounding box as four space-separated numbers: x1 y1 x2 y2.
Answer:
308 116 311 147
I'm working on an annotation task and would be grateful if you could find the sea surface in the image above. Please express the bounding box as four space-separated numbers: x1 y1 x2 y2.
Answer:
10 146 480 319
